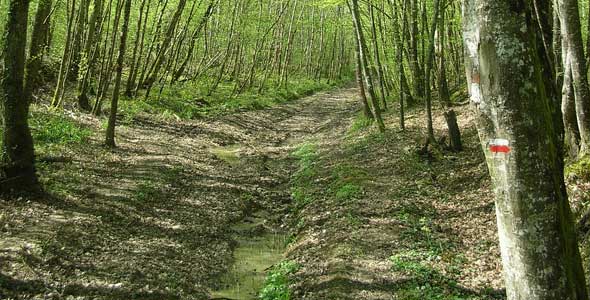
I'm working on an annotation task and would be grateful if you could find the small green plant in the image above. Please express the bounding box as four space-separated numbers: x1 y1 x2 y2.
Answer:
349 113 374 134
30 112 91 146
391 252 438 281
390 252 469 300
566 155 590 181
259 261 300 300
291 143 317 163
290 143 319 208
346 212 362 227
135 181 159 202
335 183 363 202
328 163 367 202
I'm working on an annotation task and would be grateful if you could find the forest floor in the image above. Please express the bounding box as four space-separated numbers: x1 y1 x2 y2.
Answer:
0 87 519 299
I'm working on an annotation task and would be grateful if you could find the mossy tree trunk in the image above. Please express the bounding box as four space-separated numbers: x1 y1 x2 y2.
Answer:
24 0 53 101
1 0 39 193
463 1 587 299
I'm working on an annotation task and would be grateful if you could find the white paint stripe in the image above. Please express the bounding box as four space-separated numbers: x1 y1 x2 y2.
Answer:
489 139 509 146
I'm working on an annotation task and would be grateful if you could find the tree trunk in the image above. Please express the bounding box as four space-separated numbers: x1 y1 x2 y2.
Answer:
409 0 423 102
51 0 77 107
369 2 387 110
1 0 39 193
355 42 372 119
76 0 103 111
558 0 590 156
437 0 461 151
171 0 217 83
561 17 581 159
423 0 441 141
142 0 187 89
24 0 53 102
463 1 587 299
105 0 132 147
349 0 385 132
124 0 148 96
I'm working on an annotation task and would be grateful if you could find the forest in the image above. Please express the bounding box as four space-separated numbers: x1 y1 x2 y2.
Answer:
2 0 590 299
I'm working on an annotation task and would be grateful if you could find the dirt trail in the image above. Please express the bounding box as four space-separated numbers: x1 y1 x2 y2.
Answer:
0 88 359 300
1 87 505 300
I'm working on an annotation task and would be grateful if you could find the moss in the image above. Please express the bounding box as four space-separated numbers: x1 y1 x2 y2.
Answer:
566 155 590 181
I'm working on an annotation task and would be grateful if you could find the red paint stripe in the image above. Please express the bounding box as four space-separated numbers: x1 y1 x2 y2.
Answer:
490 145 511 153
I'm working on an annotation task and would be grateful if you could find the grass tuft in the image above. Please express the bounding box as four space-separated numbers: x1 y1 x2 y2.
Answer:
259 261 300 300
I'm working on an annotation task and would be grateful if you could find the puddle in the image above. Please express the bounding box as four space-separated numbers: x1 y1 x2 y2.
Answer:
211 213 287 299
210 145 243 166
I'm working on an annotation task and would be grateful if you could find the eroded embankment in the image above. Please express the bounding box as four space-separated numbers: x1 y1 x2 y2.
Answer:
284 105 505 300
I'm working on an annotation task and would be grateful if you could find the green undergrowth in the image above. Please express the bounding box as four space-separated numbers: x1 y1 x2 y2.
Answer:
120 77 343 122
566 155 590 181
566 155 590 283
259 261 300 300
290 142 369 210
290 143 320 208
348 113 374 134
31 110 92 147
4 108 93 156
390 202 474 300
286 110 503 299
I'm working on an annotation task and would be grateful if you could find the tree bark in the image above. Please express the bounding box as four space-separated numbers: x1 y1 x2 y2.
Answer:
423 0 441 141
1 0 39 192
354 41 372 119
24 0 53 102
558 0 590 156
349 0 385 132
463 1 587 299
105 0 132 147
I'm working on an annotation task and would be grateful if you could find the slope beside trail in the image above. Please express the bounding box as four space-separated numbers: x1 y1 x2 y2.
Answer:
0 88 359 299
285 101 505 300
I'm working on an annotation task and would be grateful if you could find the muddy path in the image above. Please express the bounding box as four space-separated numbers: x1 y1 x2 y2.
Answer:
0 88 359 300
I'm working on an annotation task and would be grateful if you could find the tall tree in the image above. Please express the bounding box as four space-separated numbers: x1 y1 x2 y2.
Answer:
105 0 132 147
349 0 385 132
1 0 39 192
463 1 587 299
24 0 53 101
142 0 187 89
558 0 590 156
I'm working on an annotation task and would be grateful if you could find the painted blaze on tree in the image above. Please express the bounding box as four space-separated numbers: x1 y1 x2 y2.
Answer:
463 1 587 299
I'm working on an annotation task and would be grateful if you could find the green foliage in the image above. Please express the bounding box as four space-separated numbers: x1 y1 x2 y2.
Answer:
291 143 319 208
348 113 374 134
389 251 473 300
328 163 368 202
259 261 300 300
30 111 92 149
134 180 160 202
121 78 335 121
566 155 590 181
334 183 362 201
